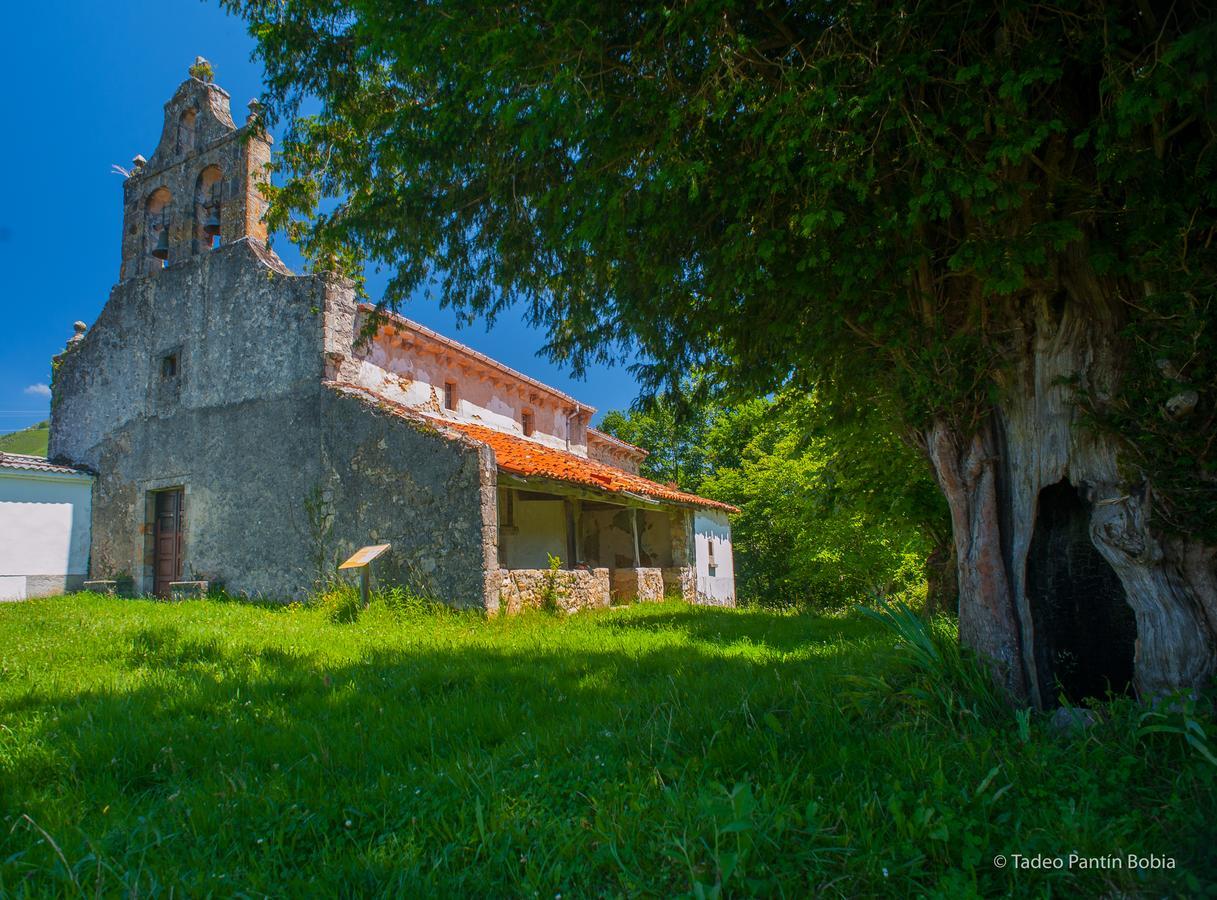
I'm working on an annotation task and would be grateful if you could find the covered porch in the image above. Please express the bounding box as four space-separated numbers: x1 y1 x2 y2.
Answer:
494 476 695 613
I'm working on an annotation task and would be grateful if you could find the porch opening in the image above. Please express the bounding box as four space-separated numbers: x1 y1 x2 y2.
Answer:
495 486 693 612
1026 479 1136 705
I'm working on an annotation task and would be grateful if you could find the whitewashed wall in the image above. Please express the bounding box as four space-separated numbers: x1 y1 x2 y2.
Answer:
693 509 736 606
0 470 93 600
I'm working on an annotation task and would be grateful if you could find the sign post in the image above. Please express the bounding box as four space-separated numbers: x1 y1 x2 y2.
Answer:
338 543 391 607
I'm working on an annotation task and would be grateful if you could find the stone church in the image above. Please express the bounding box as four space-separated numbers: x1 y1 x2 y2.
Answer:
49 63 736 612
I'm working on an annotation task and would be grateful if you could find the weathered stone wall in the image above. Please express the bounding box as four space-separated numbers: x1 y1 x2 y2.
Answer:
320 389 498 610
661 566 696 602
610 567 666 604
498 567 611 614
51 239 348 598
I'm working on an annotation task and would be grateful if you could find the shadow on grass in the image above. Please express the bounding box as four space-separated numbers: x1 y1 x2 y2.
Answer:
2 603 1209 899
0 609 881 897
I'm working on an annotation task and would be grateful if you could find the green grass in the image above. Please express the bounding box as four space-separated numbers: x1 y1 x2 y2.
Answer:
0 421 49 456
0 596 1213 897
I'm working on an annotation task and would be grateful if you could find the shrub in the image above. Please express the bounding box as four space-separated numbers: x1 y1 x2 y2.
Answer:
316 582 362 624
859 599 1006 724
538 554 565 614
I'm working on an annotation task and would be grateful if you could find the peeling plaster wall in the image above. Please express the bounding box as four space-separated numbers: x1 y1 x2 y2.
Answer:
582 506 638 568
581 506 678 568
640 510 675 567
353 326 590 455
694 509 736 606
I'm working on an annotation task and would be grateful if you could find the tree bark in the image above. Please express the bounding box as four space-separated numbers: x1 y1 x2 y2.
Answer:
924 276 1217 707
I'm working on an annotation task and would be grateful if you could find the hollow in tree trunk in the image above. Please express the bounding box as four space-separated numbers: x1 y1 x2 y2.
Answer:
925 281 1217 708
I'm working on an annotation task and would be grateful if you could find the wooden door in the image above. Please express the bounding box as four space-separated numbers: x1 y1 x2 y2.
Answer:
153 489 184 597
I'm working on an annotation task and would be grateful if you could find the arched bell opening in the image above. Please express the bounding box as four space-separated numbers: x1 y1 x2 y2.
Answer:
1026 479 1137 706
144 187 173 271
193 165 224 252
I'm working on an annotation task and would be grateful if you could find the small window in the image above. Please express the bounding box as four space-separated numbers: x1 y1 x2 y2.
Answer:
161 353 179 379
522 410 535 437
707 540 717 576
443 381 458 411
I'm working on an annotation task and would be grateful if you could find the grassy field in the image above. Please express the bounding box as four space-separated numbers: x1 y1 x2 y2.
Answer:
0 421 49 456
0 595 1213 897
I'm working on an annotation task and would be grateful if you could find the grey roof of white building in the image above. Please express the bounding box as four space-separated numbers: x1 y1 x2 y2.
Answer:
0 452 91 476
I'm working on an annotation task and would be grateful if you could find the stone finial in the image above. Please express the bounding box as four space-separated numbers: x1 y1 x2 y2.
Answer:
66 321 87 349
131 154 146 170
246 98 263 125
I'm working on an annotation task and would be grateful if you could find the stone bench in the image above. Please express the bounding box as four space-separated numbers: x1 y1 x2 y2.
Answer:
168 581 209 600
82 578 134 596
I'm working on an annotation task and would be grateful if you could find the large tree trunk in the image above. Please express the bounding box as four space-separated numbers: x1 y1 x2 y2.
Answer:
924 273 1217 708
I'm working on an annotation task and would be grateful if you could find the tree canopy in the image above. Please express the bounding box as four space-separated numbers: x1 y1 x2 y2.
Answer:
229 0 1216 534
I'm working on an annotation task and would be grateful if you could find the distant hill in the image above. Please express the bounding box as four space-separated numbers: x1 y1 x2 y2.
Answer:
0 421 50 456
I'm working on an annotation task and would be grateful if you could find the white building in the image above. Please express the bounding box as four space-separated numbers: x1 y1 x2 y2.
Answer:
0 453 93 601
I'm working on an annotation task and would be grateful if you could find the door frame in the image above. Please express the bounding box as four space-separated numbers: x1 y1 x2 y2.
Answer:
143 484 187 597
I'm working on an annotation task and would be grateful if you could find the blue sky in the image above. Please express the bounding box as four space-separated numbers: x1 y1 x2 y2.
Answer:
0 1 639 436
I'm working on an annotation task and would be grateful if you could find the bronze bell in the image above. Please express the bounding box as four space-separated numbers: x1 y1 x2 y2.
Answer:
202 209 221 237
151 228 170 260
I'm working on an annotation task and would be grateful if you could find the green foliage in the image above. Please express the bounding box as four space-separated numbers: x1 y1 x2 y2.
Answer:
316 581 361 624
226 0 1217 538
859 601 1007 725
318 582 449 625
0 595 1214 894
599 396 715 491
602 389 948 608
1137 698 1217 769
538 553 566 614
188 59 214 83
0 422 49 456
